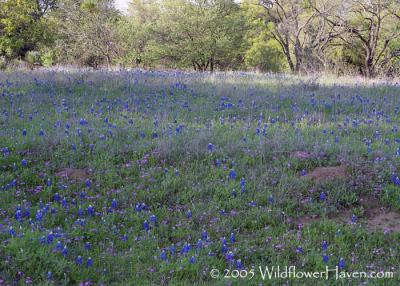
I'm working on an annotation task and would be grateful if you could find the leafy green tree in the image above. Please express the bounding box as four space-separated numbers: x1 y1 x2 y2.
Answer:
124 0 247 71
0 0 56 60
317 0 400 77
54 0 121 67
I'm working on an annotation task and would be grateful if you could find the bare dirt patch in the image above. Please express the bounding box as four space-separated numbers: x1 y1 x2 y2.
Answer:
305 165 347 182
293 197 400 233
291 151 314 160
55 168 90 182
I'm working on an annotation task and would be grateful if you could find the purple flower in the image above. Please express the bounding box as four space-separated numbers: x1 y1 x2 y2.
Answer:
86 257 93 268
160 250 167 261
201 229 208 241
319 192 326 202
76 255 83 265
149 214 157 224
338 258 345 269
21 159 27 167
87 205 94 216
230 232 235 243
236 259 242 269
322 240 328 251
143 220 149 231
229 169 236 180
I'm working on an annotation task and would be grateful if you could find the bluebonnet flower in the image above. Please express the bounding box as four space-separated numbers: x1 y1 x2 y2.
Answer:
75 255 83 265
87 205 94 216
338 258 345 269
35 210 43 222
85 179 91 188
208 143 214 151
62 246 68 257
143 220 149 231
22 129 27 136
160 250 167 261
149 214 157 224
56 241 63 251
169 244 176 255
225 251 234 263
21 159 27 167
231 190 237 198
268 195 274 204
300 169 307 176
319 192 326 202
296 247 303 254
47 232 54 244
9 227 16 237
187 209 192 218
322 241 328 252
15 209 22 222
86 257 93 268
351 214 357 223
201 229 208 241
236 259 242 269
111 199 117 209
189 256 196 264
85 242 91 250
181 242 190 255
221 243 228 254
196 239 202 250
229 169 236 180
323 254 329 264
230 232 235 243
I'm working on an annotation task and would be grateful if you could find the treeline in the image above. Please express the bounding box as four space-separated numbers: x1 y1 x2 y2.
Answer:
1 0 400 77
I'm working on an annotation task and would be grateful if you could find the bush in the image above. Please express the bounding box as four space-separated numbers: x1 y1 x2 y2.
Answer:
25 51 42 69
245 38 287 72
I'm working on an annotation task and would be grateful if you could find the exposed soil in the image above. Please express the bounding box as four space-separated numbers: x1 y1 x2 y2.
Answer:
291 151 314 160
305 165 347 182
293 197 400 233
55 168 90 182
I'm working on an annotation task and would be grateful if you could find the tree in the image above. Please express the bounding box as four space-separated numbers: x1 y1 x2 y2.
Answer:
256 0 344 73
0 0 56 60
117 0 161 68
144 0 247 71
316 0 400 77
54 0 121 67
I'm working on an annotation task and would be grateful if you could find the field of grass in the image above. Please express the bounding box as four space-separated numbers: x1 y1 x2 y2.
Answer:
0 70 400 285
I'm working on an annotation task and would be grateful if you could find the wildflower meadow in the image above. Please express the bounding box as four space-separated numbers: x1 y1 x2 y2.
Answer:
1 70 400 285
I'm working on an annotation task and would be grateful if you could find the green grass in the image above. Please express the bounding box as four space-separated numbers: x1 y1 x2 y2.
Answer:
0 70 399 285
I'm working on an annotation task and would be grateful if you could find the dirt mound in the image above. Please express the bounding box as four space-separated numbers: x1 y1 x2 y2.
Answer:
293 201 400 233
291 151 313 160
365 208 400 232
305 166 347 182
55 168 90 182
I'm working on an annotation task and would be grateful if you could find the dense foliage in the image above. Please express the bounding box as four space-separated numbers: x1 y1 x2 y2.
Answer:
0 0 400 74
